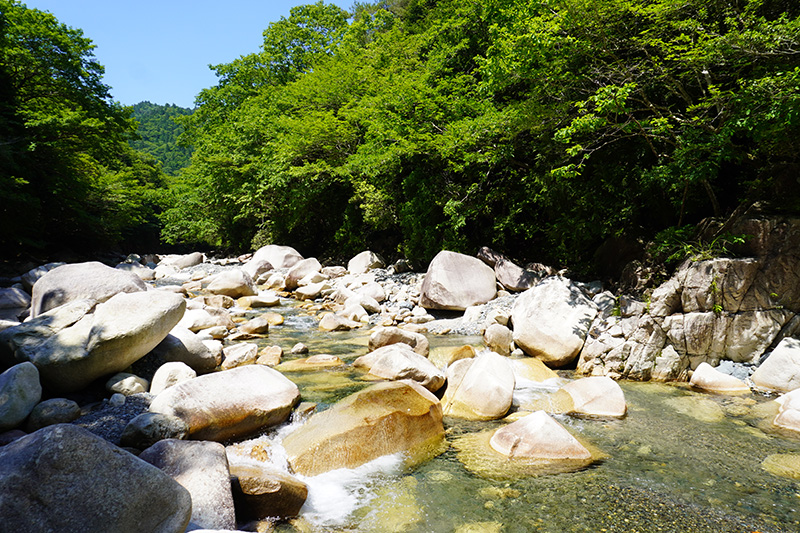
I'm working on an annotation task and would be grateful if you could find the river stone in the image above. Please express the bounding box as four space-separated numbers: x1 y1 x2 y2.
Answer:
149 365 300 441
483 323 514 356
762 453 800 480
751 337 800 392
150 362 197 395
242 257 274 280
354 343 445 392
560 376 627 418
116 262 156 281
149 326 220 374
30 261 146 318
489 411 592 460
120 412 189 449
512 277 598 367
348 250 386 275
251 244 303 269
369 326 430 357
276 354 345 372
429 345 477 369
442 351 515 420
25 398 81 432
256 345 283 366
0 362 41 431
346 293 381 314
354 281 386 303
285 258 322 291
509 357 559 383
206 269 257 298
160 252 204 270
221 342 259 370
283 380 445 476
420 251 497 311
494 258 541 292
690 362 751 394
0 424 191 533
319 313 361 331
21 290 185 393
237 293 280 308
140 439 235 530
106 372 149 395
773 388 800 433
230 463 308 521
239 317 270 335
0 286 30 311
20 261 64 292
177 308 222 333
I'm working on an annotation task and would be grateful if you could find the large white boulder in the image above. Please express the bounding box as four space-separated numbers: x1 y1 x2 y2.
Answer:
560 376 627 417
420 251 497 311
752 337 800 392
354 343 445 392
285 258 322 291
690 362 750 394
368 326 429 357
348 251 386 275
489 411 592 460
442 351 515 420
250 244 303 269
512 277 598 367
206 269 257 298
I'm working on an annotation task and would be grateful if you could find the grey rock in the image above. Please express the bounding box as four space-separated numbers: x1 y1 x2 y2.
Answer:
25 398 81 432
0 362 41 431
120 412 189 450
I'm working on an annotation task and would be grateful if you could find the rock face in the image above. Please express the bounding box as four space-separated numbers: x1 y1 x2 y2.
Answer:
489 411 592 460
560 376 627 417
140 439 236 531
353 343 445 392
0 362 41 431
420 251 497 311
206 269 257 298
282 381 445 476
250 244 303 269
149 365 300 441
690 362 751 393
14 291 185 393
0 424 191 533
348 251 386 275
230 463 308 522
368 326 430 357
30 261 146 318
442 351 515 420
751 337 800 392
512 277 598 368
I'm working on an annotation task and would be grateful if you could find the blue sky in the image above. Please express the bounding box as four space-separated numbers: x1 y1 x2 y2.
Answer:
23 0 352 108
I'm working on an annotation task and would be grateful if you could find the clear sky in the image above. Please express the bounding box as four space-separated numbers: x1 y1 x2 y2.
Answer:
23 0 353 108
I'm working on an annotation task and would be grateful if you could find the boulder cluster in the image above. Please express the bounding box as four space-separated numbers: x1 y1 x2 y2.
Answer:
1 217 799 530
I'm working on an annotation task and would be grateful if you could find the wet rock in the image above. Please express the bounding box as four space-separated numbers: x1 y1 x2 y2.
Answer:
0 362 41 431
429 345 477 370
276 354 344 372
368 326 429 357
25 398 80 432
489 411 592 460
290 343 309 355
230 463 308 521
30 261 146 318
149 365 300 441
762 453 800 480
690 362 750 394
512 277 597 368
751 337 800 392
420 251 497 311
442 351 515 420
509 357 559 383
120 412 189 449
250 244 303 269
354 343 445 392
773 388 800 434
560 376 627 417
283 381 445 476
0 424 191 533
207 269 257 298
256 345 283 366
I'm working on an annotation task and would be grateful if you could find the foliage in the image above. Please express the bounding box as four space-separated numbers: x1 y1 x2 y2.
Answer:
130 102 193 176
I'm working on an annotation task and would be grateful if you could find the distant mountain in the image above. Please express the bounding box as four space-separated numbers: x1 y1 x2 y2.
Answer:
130 102 193 175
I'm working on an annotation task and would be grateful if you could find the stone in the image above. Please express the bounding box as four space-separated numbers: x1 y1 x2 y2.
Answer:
106 372 149 395
560 376 627 417
240 317 270 335
250 244 303 269
120 412 189 449
262 272 286 291
0 362 41 431
237 293 280 309
242 258 274 281
149 365 300 441
772 388 800 434
368 326 430 357
345 293 381 314
285 258 322 291
256 345 283 366
20 291 186 393
290 342 309 355
207 269 257 298
30 261 146 318
476 246 505 268
420 251 497 311
354 343 445 392
230 463 308 521
319 313 361 331
752 337 800 392
509 357 559 383
494 258 541 292
140 439 236 530
483 323 514 356
283 381 445 476
489 411 592 460
160 252 204 270
116 262 156 281
0 286 30 312
0 424 191 533
512 277 598 367
20 262 64 292
276 354 345 372
25 398 81 432
150 362 197 395
354 281 386 303
442 351 515 420
197 294 235 309
221 342 259 370
149 326 220 374
348 251 386 275
762 453 800 480
690 362 750 394
177 308 222 333
295 281 329 300
429 345 476 369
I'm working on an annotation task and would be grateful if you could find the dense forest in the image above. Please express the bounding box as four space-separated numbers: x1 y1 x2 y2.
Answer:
3 0 800 275
130 102 193 176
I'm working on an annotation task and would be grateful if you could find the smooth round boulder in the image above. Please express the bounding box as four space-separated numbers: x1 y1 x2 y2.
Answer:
120 412 189 449
348 251 386 275
206 269 257 298
0 362 42 431
250 244 303 269
354 343 445 392
752 337 800 392
30 261 146 318
511 277 598 367
230 463 308 522
150 362 197 395
560 376 627 418
690 362 751 394
242 258 274 281
286 258 322 291
25 398 81 432
419 251 497 311
0 424 191 532
149 365 300 441
489 411 592 460
441 351 515 420
369 326 429 357
160 252 204 270
483 323 514 356
282 381 445 476
239 317 270 335
140 439 235 530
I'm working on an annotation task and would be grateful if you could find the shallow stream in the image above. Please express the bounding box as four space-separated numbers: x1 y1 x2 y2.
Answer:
232 300 800 532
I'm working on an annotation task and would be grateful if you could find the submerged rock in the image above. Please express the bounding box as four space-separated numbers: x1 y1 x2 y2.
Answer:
489 411 592 460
